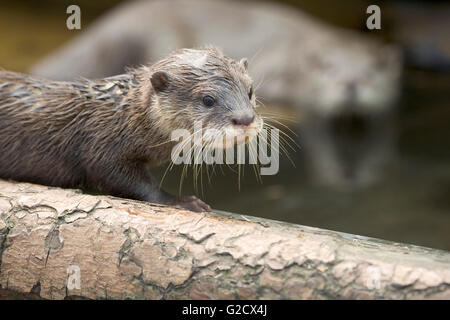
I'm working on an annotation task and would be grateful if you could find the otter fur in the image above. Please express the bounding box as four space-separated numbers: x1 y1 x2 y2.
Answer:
0 47 262 212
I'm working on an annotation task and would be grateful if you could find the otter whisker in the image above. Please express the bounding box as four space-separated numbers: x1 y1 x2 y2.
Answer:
248 138 262 183
160 126 202 189
263 117 299 138
260 125 295 168
260 112 298 123
263 121 299 151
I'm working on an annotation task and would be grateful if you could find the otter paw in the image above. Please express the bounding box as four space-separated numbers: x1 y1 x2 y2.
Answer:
175 195 211 212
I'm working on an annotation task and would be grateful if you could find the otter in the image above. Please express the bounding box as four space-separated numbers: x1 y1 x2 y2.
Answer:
0 46 262 212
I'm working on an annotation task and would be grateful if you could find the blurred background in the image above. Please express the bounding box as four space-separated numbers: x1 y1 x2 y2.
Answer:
0 0 449 250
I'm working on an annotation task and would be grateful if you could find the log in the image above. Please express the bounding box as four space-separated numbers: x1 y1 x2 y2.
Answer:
0 179 449 300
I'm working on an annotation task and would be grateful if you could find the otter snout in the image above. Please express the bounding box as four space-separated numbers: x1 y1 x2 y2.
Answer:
231 111 256 127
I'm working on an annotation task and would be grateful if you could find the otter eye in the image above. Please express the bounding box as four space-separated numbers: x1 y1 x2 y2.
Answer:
248 87 253 100
203 95 215 107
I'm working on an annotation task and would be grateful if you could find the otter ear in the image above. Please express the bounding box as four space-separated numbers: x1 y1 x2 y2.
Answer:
151 71 170 93
239 58 248 71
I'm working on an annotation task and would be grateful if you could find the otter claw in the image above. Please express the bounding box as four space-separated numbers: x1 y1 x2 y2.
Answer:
175 195 211 212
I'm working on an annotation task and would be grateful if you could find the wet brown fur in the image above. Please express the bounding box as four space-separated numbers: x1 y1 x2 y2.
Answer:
0 47 257 211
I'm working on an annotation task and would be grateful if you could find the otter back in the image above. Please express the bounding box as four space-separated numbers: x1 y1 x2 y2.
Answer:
0 71 166 190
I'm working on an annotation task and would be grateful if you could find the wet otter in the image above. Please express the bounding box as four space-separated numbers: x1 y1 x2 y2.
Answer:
0 46 262 212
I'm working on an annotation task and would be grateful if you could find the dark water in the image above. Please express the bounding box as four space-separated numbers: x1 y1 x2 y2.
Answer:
1 1 449 251
156 69 450 251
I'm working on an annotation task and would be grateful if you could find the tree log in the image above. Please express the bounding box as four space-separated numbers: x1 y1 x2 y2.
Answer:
0 180 449 300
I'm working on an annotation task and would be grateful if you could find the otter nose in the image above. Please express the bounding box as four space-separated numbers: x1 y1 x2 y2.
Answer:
232 115 255 127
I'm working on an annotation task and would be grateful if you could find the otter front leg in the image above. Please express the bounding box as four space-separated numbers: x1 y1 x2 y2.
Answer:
89 163 211 212
141 183 211 213
173 195 211 212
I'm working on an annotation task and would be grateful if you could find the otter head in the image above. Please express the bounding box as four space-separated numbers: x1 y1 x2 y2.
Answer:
149 47 263 148
251 34 402 118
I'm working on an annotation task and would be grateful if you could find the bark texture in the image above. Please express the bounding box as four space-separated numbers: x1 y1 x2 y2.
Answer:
0 179 449 300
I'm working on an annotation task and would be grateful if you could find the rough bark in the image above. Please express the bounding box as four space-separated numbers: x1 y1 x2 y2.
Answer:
0 179 449 300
